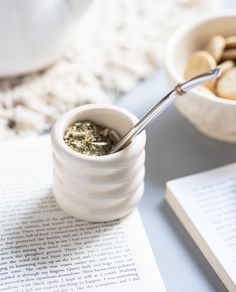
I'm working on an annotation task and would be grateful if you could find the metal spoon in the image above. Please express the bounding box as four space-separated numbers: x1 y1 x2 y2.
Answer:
110 67 222 154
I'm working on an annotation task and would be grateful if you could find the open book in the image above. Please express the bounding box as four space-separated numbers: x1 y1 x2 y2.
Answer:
166 164 236 292
0 136 165 292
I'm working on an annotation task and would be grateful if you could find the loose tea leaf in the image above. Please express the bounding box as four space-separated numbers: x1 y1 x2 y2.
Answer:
64 121 121 156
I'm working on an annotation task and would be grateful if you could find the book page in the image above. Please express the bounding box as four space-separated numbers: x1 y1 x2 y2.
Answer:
166 164 236 290
0 136 165 292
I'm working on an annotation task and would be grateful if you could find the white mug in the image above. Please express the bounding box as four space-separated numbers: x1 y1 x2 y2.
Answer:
0 0 92 77
51 104 146 222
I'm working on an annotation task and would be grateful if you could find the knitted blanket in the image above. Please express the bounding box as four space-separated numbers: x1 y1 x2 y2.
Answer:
0 0 220 139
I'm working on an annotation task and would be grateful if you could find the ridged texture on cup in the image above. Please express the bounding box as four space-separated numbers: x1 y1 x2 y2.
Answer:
51 105 146 222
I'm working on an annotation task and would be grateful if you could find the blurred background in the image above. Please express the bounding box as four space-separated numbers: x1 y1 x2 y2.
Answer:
0 0 226 140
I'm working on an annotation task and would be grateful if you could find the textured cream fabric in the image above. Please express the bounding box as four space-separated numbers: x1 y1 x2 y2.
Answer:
0 0 220 139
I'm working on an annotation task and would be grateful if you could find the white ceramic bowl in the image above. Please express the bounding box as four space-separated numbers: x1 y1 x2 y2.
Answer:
51 104 146 222
165 11 236 143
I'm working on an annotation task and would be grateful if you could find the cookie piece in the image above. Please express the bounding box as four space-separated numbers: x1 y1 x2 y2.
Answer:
205 35 225 62
218 60 234 75
184 50 217 90
225 36 236 49
221 49 236 61
216 67 236 100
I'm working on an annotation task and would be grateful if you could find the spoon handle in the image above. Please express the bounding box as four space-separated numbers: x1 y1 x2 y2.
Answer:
110 68 221 154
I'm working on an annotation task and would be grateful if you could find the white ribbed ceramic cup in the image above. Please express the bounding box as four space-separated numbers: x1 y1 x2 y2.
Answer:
51 104 146 222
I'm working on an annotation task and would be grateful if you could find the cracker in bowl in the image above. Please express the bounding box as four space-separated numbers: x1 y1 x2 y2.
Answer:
216 68 236 100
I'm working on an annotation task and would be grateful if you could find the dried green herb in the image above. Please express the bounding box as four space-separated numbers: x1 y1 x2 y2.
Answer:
64 120 121 156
